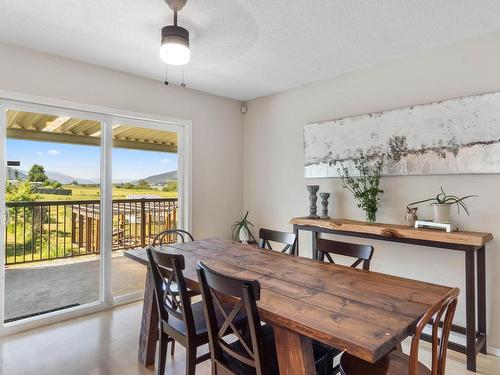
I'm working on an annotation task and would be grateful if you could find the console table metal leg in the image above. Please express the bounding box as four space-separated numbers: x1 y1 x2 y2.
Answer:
312 230 318 260
465 250 477 372
477 245 487 355
293 224 300 256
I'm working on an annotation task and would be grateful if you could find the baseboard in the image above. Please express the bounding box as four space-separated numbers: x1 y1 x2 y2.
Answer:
487 345 500 358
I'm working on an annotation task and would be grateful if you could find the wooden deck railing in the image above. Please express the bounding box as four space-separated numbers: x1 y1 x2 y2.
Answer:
5 198 178 265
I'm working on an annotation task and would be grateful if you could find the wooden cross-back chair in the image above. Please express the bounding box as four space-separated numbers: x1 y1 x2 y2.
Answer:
197 260 276 375
315 238 375 374
340 287 460 375
152 229 194 247
197 261 332 375
147 246 210 375
316 238 374 270
258 228 297 255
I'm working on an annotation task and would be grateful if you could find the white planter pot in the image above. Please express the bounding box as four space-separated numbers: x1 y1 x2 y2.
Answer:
432 204 451 223
239 227 250 244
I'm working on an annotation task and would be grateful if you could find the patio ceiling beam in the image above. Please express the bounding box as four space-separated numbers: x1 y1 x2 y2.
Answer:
88 124 123 137
44 116 72 132
7 128 178 153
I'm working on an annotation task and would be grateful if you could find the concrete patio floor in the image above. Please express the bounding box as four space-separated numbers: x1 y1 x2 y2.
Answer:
4 252 147 322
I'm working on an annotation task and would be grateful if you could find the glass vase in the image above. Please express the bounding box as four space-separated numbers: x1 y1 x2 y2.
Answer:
365 209 376 223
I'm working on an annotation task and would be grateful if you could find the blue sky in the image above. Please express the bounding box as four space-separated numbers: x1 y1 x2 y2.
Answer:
7 139 177 182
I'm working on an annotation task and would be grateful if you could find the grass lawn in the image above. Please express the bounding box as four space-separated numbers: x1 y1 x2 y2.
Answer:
38 184 177 201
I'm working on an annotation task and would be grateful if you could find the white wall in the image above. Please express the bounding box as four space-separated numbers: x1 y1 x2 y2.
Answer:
0 42 244 240
244 31 500 349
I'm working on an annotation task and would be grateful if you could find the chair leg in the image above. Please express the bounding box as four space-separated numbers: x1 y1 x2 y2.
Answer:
326 352 334 375
170 339 175 355
157 332 168 375
185 345 197 375
170 339 176 355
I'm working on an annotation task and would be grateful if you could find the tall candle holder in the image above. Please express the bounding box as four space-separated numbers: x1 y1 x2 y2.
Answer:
320 192 330 219
306 185 320 219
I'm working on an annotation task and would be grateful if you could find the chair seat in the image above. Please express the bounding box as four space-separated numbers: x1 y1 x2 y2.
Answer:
164 300 246 339
219 325 333 375
220 325 280 375
163 282 199 297
315 341 342 357
340 350 432 375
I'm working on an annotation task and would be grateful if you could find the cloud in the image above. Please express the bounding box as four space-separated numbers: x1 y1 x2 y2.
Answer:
36 151 44 156
160 158 170 164
47 149 60 156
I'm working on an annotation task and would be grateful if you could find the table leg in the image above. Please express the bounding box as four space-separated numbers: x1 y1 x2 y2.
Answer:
293 224 300 256
477 245 487 354
273 326 316 375
138 268 159 367
465 250 476 372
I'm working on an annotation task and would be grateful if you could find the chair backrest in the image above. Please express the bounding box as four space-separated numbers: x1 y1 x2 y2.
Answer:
197 261 268 375
152 229 194 247
258 228 297 255
409 288 459 375
146 246 196 337
316 238 374 270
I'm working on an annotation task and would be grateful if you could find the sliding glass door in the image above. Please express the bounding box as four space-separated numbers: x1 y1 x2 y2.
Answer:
0 98 189 332
0 104 105 325
110 119 180 300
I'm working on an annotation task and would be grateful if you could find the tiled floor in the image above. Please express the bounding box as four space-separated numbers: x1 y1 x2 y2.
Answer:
0 302 498 375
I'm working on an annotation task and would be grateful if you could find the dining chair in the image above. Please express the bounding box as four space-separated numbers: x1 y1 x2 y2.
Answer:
152 228 200 303
316 238 374 270
316 238 375 374
153 229 194 246
339 287 460 375
146 246 211 375
197 261 331 375
258 228 297 255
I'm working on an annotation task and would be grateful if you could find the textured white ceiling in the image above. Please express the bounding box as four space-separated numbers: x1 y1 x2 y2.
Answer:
1 0 500 101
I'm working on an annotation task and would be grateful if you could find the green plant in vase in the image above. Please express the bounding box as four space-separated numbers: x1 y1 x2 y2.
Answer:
407 187 476 223
231 211 256 244
338 155 384 223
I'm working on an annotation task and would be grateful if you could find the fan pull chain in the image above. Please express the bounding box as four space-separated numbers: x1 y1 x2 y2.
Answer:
181 66 186 87
164 64 169 86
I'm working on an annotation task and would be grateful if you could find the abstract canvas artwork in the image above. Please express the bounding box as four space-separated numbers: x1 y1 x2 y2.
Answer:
304 92 500 177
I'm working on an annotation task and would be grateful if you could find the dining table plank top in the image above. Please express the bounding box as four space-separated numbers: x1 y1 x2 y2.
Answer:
125 238 453 364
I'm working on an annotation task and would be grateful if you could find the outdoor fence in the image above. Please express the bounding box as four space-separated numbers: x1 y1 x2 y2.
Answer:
5 198 178 265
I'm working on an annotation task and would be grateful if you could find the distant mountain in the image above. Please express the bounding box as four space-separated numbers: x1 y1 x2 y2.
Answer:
45 171 98 185
6 167 97 185
8 166 175 185
136 170 178 185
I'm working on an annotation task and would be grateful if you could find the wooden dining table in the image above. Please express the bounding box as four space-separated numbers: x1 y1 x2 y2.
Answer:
125 238 454 375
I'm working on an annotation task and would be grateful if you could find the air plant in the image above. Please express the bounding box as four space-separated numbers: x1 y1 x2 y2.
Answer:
407 187 476 215
231 211 256 241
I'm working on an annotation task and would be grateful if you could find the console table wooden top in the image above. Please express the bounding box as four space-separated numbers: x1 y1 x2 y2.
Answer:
290 217 493 248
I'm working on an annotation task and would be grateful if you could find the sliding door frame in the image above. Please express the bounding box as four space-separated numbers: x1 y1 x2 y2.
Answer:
0 90 191 336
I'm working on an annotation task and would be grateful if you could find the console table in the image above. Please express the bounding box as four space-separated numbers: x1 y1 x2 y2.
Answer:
291 217 493 372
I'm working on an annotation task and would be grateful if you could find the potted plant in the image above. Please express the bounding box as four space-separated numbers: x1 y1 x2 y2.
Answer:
338 155 384 223
231 211 256 244
407 187 476 223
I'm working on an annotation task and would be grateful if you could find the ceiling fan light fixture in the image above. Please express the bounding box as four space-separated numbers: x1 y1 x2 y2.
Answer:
160 25 190 65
